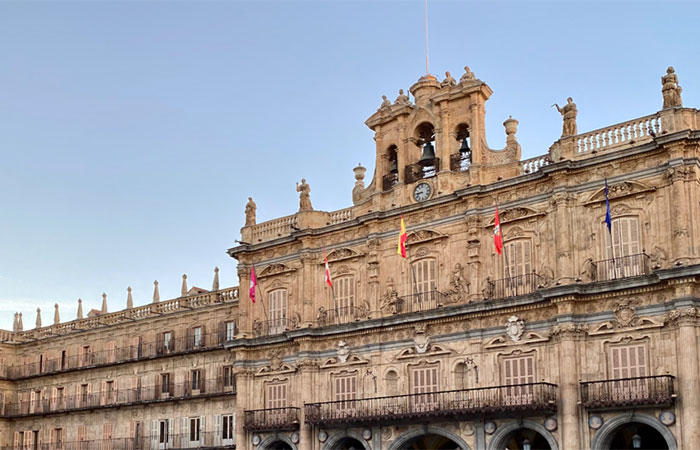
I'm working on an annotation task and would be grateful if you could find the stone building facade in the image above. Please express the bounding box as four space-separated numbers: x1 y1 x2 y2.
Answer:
2 66 700 450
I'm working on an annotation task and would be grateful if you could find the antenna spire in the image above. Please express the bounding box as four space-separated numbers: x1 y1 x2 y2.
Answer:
424 0 430 75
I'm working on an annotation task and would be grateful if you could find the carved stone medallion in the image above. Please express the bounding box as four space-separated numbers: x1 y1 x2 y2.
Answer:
505 315 525 342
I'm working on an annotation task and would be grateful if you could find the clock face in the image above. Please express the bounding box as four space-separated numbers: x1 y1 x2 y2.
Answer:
413 182 432 201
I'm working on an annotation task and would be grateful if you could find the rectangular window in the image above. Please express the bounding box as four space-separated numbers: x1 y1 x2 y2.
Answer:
163 332 173 353
335 276 355 320
607 217 643 277
503 355 535 405
102 424 113 450
413 259 437 294
52 428 63 450
158 420 169 444
80 346 91 367
267 383 287 425
225 322 235 341
505 240 532 277
610 343 649 401
222 415 234 441
56 387 65 410
77 426 87 450
334 374 357 413
80 384 89 407
60 351 66 370
411 365 439 409
105 341 116 363
32 431 39 450
269 290 288 334
192 370 201 391
189 418 200 442
192 327 203 349
223 366 235 389
105 381 115 404
161 374 171 396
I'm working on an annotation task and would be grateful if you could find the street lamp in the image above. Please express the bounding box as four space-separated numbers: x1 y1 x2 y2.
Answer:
632 434 642 449
523 439 531 450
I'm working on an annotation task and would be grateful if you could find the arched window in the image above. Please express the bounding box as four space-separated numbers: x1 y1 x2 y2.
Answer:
382 145 399 191
334 275 355 320
454 362 468 390
451 123 471 171
385 370 398 396
268 289 288 334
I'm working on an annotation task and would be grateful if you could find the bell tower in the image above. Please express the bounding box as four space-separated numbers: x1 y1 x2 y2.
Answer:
355 67 521 209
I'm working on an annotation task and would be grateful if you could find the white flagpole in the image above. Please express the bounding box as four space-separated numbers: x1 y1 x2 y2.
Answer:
424 0 430 75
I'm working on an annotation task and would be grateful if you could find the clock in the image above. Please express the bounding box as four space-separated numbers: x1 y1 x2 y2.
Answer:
413 182 432 201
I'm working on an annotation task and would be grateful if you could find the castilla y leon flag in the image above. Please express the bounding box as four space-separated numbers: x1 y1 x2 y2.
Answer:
397 216 408 258
494 205 504 255
324 248 333 288
249 264 257 303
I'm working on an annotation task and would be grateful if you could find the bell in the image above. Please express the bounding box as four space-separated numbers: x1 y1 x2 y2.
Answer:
459 137 470 154
390 158 398 173
418 141 436 164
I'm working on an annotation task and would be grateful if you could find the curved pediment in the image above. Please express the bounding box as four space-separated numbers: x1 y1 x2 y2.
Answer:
258 263 296 278
320 354 369 369
255 363 297 376
485 206 544 226
584 180 655 205
395 343 452 360
322 247 364 264
406 229 448 246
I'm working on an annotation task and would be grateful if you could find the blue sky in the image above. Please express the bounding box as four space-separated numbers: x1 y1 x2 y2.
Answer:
1 1 698 331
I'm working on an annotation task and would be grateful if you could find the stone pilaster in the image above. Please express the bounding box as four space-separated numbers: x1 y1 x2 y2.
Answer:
670 306 700 448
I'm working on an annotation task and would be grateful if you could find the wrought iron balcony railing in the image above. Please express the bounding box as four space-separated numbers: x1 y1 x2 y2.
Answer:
405 158 440 184
1 377 235 418
581 375 675 410
3 331 235 380
395 290 448 314
382 173 399 191
304 383 557 426
0 433 235 450
449 152 471 172
243 407 301 432
589 252 651 282
484 273 543 300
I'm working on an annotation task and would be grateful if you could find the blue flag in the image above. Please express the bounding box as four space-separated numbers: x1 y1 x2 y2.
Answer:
604 179 612 234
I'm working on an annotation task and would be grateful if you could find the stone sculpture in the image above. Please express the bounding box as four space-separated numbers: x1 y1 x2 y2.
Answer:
245 197 257 226
441 71 457 87
379 95 391 110
459 66 476 84
555 97 578 137
394 89 410 105
662 66 683 108
446 263 470 303
296 178 313 211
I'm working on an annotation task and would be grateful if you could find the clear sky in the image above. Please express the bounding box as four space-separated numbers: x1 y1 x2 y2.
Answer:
1 0 698 331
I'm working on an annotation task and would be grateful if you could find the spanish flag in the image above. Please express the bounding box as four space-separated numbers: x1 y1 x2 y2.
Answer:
494 205 503 255
397 216 407 258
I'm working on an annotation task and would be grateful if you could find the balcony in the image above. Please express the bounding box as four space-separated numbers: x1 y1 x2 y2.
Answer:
243 407 300 432
589 253 651 282
581 375 675 410
404 158 440 184
304 383 557 426
484 273 543 300
316 306 368 327
3 330 235 380
394 291 448 314
0 433 235 450
1 377 235 418
449 152 471 172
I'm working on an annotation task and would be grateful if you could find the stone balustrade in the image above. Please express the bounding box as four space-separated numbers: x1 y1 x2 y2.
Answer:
329 207 353 225
7 287 239 343
245 214 299 243
575 113 661 156
521 154 551 174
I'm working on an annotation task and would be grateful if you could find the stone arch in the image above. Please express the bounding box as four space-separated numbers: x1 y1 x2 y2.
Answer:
487 419 559 450
590 413 677 450
322 430 371 450
259 434 298 450
386 425 472 450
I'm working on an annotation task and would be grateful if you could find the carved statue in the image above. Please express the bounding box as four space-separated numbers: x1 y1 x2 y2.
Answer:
379 95 391 110
459 66 476 84
296 178 313 211
317 307 329 326
661 66 683 109
554 97 578 137
580 258 596 283
252 318 263 337
244 197 256 226
447 263 470 303
394 89 410 105
380 279 401 314
441 71 457 87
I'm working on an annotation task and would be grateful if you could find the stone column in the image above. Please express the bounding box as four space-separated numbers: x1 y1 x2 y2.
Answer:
551 192 575 284
675 307 700 448
297 360 318 450
300 251 317 327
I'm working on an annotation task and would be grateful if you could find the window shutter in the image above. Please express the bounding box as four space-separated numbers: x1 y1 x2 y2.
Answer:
200 369 206 394
214 415 221 446
186 328 192 351
100 381 106 405
218 322 225 344
150 420 158 449
199 416 205 445
51 388 57 411
168 419 174 445
14 432 19 449
181 418 188 447
200 325 206 347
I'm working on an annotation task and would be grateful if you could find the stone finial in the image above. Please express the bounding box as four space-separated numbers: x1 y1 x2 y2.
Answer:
503 116 519 142
126 287 133 309
18 312 23 331
35 308 42 329
101 293 108 313
53 304 60 325
662 66 683 109
153 280 160 303
181 274 188 297
245 197 257 227
13 312 18 332
77 298 83 319
212 267 220 291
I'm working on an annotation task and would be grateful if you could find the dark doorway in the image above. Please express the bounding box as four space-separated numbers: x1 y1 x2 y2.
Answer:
502 428 552 450
609 422 669 450
267 441 293 450
399 433 461 450
334 437 365 450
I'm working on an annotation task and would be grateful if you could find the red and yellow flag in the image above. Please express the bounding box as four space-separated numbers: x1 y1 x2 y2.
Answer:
397 216 407 258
